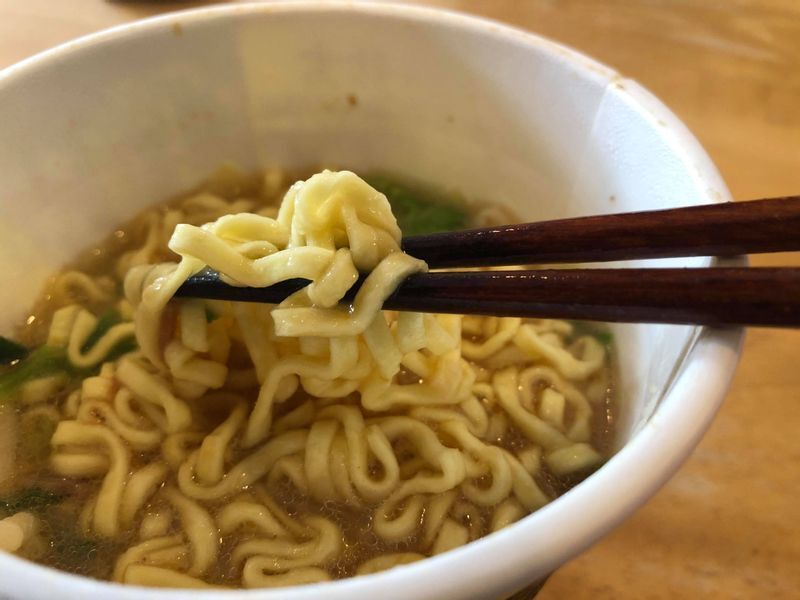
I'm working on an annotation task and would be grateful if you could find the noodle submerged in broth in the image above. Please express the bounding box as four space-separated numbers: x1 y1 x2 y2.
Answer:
0 167 615 588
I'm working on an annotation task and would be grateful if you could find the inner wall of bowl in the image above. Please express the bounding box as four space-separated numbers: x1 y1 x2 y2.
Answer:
0 7 709 448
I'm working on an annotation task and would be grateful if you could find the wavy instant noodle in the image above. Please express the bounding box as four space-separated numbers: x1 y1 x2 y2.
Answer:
0 167 615 587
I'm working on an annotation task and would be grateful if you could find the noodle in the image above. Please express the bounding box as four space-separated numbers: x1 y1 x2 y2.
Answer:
0 168 614 587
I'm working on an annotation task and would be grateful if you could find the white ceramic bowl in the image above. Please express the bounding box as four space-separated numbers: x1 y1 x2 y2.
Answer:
0 2 742 599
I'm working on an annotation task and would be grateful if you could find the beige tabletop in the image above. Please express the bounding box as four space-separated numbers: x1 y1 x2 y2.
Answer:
1 1 799 598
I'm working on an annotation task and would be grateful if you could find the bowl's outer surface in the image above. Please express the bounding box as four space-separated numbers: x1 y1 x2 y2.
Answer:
0 3 742 599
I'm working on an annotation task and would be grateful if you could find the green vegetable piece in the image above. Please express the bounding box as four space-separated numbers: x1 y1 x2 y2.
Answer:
0 310 138 406
80 308 123 353
104 337 138 363
205 306 219 322
0 488 64 517
367 175 468 236
0 345 70 402
0 336 28 365
594 330 614 347
569 321 614 348
73 308 137 367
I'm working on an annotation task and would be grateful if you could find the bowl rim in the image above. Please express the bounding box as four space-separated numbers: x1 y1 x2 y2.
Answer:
0 2 744 599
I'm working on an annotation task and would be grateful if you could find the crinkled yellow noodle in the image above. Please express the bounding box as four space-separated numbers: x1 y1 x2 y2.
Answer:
0 169 614 587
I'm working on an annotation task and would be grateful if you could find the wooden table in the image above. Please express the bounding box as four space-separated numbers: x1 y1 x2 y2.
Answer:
2 1 798 598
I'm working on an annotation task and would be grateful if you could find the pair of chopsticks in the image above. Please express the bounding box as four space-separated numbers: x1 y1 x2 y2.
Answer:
176 196 800 327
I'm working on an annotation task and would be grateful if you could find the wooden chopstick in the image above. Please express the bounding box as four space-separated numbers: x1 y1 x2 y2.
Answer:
175 196 800 327
176 267 800 327
403 196 800 267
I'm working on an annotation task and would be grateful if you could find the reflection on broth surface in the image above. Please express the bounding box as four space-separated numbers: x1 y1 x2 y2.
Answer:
0 165 615 588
